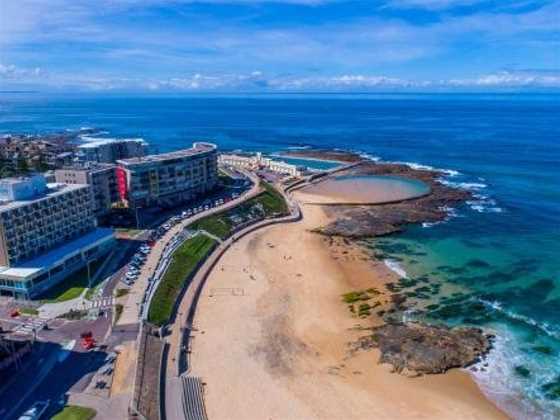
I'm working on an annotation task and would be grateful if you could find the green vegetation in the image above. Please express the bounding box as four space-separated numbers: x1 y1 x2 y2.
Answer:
114 303 124 324
191 181 289 240
115 288 129 298
342 288 380 304
58 309 89 320
52 405 96 420
192 214 232 239
148 234 217 326
19 307 39 316
342 288 381 318
38 257 106 303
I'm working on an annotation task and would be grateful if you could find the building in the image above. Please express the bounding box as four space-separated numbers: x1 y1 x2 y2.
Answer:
218 152 307 177
116 142 218 209
0 175 115 298
55 163 118 218
77 138 148 163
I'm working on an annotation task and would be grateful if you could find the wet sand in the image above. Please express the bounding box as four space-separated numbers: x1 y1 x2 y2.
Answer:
189 195 507 419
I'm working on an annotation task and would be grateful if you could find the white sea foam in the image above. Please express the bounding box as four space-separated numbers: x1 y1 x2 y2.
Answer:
383 259 408 278
422 221 442 228
391 161 461 177
287 145 311 150
479 299 560 340
469 328 560 420
438 179 488 190
358 152 381 162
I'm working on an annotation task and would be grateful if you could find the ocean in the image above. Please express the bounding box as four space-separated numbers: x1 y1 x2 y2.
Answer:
1 92 559 418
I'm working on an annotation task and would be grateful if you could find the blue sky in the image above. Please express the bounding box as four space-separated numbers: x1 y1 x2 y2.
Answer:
0 0 559 92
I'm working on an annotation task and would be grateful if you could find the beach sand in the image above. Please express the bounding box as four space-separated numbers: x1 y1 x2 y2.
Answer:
189 195 507 420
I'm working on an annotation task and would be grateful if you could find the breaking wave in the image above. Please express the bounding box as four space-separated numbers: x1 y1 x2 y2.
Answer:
383 259 409 278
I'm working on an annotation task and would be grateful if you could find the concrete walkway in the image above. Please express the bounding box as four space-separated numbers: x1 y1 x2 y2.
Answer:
163 184 302 420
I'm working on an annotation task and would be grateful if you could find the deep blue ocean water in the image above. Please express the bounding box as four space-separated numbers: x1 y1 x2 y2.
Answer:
1 93 559 418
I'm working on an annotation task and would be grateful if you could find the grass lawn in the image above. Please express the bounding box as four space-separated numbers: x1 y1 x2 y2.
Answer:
19 307 39 316
191 214 232 239
38 257 106 303
52 405 96 420
148 234 216 326
254 180 289 215
191 181 288 240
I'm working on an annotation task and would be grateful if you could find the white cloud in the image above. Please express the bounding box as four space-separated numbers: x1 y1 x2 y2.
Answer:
3 63 558 91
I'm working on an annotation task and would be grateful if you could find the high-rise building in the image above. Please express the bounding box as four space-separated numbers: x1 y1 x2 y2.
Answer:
0 175 115 298
77 138 148 163
55 163 118 218
116 142 218 209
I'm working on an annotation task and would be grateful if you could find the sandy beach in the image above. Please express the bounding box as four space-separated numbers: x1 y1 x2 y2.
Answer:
189 193 507 420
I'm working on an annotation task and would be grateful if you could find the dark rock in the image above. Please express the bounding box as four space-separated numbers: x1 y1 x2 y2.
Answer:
364 322 492 375
310 160 472 238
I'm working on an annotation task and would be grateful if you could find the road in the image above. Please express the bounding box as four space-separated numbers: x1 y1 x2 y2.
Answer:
117 171 262 326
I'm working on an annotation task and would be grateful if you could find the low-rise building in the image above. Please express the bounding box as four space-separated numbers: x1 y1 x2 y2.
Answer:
77 138 148 163
218 152 307 177
116 142 218 209
0 175 114 298
55 163 118 218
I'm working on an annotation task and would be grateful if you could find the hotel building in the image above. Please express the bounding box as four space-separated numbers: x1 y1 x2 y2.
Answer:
55 163 119 218
116 142 218 209
0 175 115 298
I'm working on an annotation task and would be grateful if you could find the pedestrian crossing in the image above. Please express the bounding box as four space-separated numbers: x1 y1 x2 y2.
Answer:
84 296 114 309
13 317 48 335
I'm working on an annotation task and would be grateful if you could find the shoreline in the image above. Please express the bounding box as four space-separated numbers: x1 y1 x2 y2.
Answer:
188 195 507 419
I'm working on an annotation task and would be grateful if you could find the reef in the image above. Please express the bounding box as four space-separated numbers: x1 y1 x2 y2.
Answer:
310 159 472 238
355 322 493 375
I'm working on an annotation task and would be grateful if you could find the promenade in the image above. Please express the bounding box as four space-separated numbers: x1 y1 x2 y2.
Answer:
163 185 301 420
117 171 262 327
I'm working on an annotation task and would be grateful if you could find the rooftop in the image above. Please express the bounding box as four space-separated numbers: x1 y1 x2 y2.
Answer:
0 183 90 212
117 142 217 166
0 227 114 279
78 137 147 149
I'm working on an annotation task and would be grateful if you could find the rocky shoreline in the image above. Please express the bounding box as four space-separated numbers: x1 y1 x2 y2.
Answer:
296 152 472 238
290 149 495 377
353 322 494 376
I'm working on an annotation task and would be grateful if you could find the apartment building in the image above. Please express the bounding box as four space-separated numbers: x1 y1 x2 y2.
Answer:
77 138 148 163
116 142 218 209
0 175 115 298
55 163 118 218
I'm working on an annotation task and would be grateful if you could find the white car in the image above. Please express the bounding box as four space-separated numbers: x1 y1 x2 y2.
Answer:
18 401 49 420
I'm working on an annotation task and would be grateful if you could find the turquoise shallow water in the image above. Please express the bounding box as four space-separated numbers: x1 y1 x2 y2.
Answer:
0 93 558 418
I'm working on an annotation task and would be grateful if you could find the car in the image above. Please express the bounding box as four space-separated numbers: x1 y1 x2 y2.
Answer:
105 352 117 363
18 400 50 420
102 366 114 375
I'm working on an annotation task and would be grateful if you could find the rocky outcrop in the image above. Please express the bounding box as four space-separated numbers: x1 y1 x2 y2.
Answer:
283 149 365 163
356 322 492 375
314 160 471 238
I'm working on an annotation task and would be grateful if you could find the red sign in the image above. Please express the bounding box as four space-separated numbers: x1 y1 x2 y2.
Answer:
115 167 128 201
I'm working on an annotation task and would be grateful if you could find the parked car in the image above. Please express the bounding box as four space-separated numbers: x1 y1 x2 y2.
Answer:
18 400 50 420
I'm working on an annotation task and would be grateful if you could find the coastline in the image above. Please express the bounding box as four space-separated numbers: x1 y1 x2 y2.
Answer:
189 196 507 419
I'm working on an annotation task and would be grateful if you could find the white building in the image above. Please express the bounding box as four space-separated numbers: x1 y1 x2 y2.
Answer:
218 152 306 177
0 175 115 298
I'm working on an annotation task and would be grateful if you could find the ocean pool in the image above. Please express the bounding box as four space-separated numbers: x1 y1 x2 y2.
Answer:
299 174 430 205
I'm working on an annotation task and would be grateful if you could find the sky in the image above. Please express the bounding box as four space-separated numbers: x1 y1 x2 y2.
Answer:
0 0 559 92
